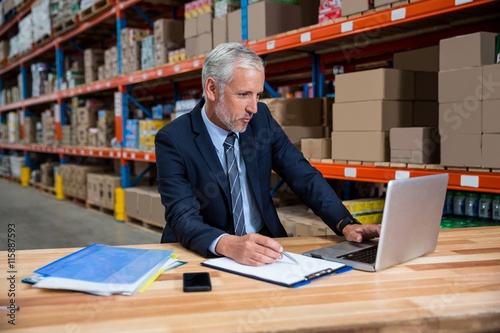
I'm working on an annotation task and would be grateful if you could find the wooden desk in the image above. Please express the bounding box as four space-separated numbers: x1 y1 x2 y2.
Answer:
1 227 500 332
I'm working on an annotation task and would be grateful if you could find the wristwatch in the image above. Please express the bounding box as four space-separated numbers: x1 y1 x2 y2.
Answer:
338 216 362 235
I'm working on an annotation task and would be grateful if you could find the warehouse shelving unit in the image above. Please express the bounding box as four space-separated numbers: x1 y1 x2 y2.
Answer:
1 0 500 193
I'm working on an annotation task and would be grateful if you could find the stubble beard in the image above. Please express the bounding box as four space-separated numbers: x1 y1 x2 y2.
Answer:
215 96 249 134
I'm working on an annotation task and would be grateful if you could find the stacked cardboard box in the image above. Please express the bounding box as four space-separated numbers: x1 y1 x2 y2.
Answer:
153 18 184 67
84 48 104 84
260 98 325 148
59 164 108 200
212 0 239 46
40 162 57 187
97 109 114 147
438 32 498 168
124 186 165 228
121 28 150 74
141 35 155 70
185 0 213 59
104 46 118 79
87 173 121 210
23 116 38 144
61 125 71 146
390 45 441 164
41 109 55 145
482 63 500 168
75 106 97 146
0 40 9 63
332 68 414 162
341 0 374 16
7 112 18 143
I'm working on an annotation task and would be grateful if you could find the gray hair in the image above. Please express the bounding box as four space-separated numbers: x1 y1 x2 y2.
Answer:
201 43 265 97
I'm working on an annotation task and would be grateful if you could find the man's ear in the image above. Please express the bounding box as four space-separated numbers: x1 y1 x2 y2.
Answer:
205 77 217 101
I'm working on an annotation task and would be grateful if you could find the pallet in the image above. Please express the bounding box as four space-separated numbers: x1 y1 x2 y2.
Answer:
125 215 163 234
374 0 411 12
32 182 56 196
52 15 78 37
33 34 53 49
78 0 111 22
63 194 86 207
16 0 31 12
86 201 114 218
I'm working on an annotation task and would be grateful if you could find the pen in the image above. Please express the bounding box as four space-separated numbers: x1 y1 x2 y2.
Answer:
281 251 299 265
0 306 20 311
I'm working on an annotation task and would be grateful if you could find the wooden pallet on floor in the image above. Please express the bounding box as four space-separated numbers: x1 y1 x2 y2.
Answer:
63 194 86 207
78 0 111 22
125 215 163 234
32 182 56 196
86 201 114 218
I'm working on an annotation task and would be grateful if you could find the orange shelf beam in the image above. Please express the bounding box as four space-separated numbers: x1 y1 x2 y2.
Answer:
313 163 500 194
122 149 156 163
248 0 498 55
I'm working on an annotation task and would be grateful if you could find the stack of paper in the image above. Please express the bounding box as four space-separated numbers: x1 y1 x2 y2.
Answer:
25 244 181 296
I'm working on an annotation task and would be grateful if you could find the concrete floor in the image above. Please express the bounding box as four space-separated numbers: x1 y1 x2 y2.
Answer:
0 179 160 251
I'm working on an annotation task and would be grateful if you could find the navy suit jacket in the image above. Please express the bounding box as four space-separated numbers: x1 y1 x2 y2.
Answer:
155 99 350 257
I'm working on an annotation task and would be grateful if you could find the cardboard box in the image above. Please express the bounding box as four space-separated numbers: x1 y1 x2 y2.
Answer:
137 188 153 221
103 175 121 210
415 71 438 101
439 32 497 71
375 0 401 6
341 0 373 16
390 127 440 164
482 63 500 100
184 17 198 39
335 68 414 102
282 126 324 147
227 9 242 42
124 188 139 217
393 46 439 72
247 1 302 41
332 100 412 131
440 134 482 167
439 102 482 135
301 138 331 159
331 131 389 162
260 98 323 126
149 193 166 227
413 101 439 127
438 67 482 103
197 12 212 35
154 19 184 44
185 36 197 59
318 0 341 23
196 32 213 55
482 134 500 168
213 15 228 47
483 100 500 134
302 0 320 26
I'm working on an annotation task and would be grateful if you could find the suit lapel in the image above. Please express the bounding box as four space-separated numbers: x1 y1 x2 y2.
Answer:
191 101 230 199
240 127 264 214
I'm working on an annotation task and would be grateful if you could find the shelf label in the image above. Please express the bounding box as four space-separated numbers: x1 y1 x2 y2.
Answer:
391 8 406 21
86 86 91 92
117 152 121 158
341 21 353 33
123 152 128 158
344 167 357 178
395 170 410 179
455 0 473 5
145 154 150 161
114 92 122 117
131 153 136 159
99 151 103 156
128 77 134 82
96 84 101 90
110 152 114 157
174 65 181 72
106 82 111 87
72 149 76 154
89 150 94 156
460 175 479 188
157 69 163 76
142 73 148 80
300 32 311 43
193 60 200 67
266 40 276 51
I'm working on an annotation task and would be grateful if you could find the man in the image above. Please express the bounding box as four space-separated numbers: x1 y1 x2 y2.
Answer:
155 42 380 266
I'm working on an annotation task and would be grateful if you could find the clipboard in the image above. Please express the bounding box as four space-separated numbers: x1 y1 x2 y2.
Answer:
202 252 350 288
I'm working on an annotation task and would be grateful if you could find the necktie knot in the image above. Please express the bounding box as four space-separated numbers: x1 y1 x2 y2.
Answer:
224 132 237 148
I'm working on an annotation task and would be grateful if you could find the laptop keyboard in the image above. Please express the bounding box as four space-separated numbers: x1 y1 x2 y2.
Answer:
337 246 378 264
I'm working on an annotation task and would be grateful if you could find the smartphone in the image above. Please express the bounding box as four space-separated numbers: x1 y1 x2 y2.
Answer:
183 272 212 292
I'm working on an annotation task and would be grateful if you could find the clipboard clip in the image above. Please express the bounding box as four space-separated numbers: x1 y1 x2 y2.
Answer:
304 268 334 281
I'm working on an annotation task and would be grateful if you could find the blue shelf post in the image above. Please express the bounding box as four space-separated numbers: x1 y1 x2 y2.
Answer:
120 87 130 189
311 53 323 98
116 10 126 75
241 0 248 41
56 46 64 91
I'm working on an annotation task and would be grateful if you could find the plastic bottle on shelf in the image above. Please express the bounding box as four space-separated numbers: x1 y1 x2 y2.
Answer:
464 192 479 218
443 191 454 216
453 191 466 217
492 195 500 223
478 194 493 221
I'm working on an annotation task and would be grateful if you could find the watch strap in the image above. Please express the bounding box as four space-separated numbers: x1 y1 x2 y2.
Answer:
338 216 361 234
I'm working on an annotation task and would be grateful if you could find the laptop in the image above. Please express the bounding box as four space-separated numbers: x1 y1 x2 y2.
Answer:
302 174 449 272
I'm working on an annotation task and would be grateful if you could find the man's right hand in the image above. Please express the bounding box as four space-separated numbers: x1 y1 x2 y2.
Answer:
215 233 283 266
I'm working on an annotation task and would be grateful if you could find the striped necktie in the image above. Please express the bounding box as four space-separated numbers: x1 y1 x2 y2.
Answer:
224 132 246 236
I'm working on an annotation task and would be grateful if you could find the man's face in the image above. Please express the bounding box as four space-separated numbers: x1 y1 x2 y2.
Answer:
212 67 265 133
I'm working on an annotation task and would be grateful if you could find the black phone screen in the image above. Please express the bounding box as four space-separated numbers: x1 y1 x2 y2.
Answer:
183 272 212 292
